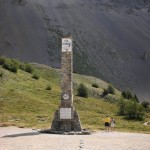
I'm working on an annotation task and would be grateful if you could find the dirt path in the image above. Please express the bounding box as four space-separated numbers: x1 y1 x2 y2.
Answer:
0 126 150 150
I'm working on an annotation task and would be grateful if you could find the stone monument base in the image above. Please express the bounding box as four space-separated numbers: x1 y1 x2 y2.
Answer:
50 108 81 132
40 129 91 135
39 108 92 135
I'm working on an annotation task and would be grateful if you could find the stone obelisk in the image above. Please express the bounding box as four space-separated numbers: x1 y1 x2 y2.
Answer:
51 34 81 132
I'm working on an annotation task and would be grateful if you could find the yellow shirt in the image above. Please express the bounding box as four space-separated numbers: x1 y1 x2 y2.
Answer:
104 117 110 123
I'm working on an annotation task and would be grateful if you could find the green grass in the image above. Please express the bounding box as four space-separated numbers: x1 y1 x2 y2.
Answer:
0 64 150 133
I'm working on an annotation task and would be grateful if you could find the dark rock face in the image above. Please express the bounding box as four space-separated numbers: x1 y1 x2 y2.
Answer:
0 0 150 100
0 0 49 65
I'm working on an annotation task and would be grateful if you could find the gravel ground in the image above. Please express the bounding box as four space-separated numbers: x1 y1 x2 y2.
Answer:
0 126 150 150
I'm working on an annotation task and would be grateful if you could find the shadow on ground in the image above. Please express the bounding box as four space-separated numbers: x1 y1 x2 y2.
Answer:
2 132 41 138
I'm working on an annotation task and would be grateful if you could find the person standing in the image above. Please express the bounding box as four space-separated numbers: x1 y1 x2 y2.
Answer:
110 117 116 132
104 116 111 132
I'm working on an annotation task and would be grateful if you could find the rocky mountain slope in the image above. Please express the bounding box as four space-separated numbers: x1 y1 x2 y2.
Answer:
0 0 150 100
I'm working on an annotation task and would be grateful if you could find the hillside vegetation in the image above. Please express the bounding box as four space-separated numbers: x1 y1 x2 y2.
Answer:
0 58 150 133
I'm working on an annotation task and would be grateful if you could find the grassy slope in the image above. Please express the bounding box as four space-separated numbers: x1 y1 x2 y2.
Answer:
0 64 150 133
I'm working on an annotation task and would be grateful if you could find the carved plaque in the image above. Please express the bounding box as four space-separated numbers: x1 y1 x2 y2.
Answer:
63 94 69 100
62 38 72 52
60 108 71 119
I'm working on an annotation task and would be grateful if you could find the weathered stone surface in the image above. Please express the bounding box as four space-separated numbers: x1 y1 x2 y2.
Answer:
51 35 82 132
51 108 82 132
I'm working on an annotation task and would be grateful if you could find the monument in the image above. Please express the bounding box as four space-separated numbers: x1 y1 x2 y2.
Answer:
50 34 82 132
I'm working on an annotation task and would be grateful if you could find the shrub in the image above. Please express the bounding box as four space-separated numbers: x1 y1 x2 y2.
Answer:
133 94 139 103
25 63 34 73
92 83 99 88
141 101 150 108
2 59 11 69
2 58 18 73
121 90 132 99
0 56 6 65
0 57 21 73
126 90 133 99
0 71 3 77
46 85 51 90
104 94 118 103
11 59 20 67
121 91 126 98
118 98 126 115
11 65 18 73
107 84 115 94
125 100 145 120
118 99 145 120
19 63 26 71
102 84 115 97
32 73 39 80
77 83 88 98
102 88 108 96
121 90 139 102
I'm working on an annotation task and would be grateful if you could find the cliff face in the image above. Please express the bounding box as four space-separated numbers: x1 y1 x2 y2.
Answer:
0 0 50 64
0 0 150 100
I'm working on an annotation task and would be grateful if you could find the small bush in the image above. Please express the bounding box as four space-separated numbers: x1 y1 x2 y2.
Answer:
104 94 118 103
0 57 35 74
92 83 99 88
0 57 20 73
11 65 18 73
46 85 51 90
102 84 115 96
121 90 139 102
118 98 145 120
107 84 115 94
125 100 145 120
25 63 34 73
121 90 132 99
2 58 18 73
77 83 88 98
19 63 25 71
2 59 11 69
121 91 126 98
102 88 108 96
141 101 150 108
0 56 6 65
133 94 139 103
0 71 3 77
126 90 133 99
118 98 126 116
11 59 20 67
32 73 39 80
